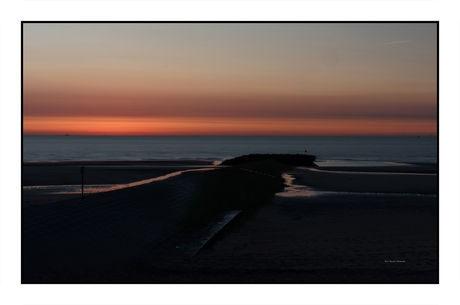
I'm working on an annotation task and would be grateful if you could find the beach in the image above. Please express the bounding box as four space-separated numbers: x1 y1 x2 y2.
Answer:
22 160 214 206
22 160 438 283
286 164 437 194
190 164 437 282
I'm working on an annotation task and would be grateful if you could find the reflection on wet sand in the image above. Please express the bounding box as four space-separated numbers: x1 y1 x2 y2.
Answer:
23 167 216 195
276 166 437 197
276 173 318 197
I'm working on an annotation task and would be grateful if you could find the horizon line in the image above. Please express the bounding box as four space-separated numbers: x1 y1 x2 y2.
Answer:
22 134 438 137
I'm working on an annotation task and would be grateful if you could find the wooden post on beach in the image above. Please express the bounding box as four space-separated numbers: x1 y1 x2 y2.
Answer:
81 166 85 200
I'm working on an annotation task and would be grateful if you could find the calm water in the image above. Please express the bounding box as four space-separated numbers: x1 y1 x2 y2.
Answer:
23 136 437 164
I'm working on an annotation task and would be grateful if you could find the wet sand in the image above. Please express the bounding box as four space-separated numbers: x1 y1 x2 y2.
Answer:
23 160 214 186
184 194 437 283
22 160 214 206
23 169 210 283
288 164 437 194
22 161 438 283
142 164 438 283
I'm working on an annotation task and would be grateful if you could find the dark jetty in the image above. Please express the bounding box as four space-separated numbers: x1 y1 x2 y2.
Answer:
221 154 317 166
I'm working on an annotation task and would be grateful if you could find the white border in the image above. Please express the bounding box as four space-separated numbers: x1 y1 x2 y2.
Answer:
1 0 459 305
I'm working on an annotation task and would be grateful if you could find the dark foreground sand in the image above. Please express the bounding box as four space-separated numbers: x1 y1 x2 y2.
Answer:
22 161 438 283
190 194 437 282
142 164 438 283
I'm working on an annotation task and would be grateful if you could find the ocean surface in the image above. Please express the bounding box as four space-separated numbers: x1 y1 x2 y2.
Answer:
23 136 437 164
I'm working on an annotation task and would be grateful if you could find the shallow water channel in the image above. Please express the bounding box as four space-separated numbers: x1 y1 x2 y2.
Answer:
23 167 216 195
276 172 437 198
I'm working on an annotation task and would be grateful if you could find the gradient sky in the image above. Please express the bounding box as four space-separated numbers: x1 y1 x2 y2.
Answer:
23 23 437 136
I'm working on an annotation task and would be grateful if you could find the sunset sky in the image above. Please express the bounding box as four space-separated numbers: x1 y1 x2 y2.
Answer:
23 23 437 136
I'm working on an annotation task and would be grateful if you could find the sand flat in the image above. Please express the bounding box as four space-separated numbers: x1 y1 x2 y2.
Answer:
22 170 209 282
22 160 214 206
22 161 438 283
195 194 437 269
22 160 214 186
287 164 437 194
184 164 438 282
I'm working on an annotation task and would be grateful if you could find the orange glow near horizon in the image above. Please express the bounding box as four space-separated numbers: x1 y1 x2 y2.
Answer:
23 116 437 136
23 24 437 136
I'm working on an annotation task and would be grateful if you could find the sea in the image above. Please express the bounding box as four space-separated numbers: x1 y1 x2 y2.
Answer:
23 136 437 165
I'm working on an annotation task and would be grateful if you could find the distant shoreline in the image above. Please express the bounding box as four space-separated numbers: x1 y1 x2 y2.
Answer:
22 159 437 166
23 136 438 164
